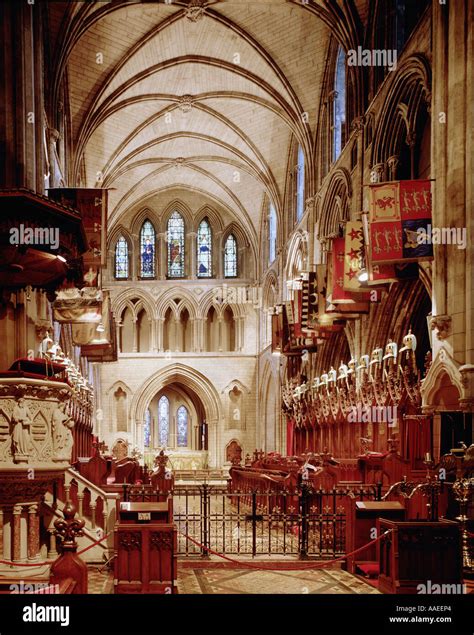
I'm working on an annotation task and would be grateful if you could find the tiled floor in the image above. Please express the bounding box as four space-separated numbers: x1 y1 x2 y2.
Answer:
88 566 114 594
177 565 379 594
87 562 378 595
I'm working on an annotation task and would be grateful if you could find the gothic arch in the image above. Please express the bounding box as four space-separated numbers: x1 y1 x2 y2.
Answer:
318 168 352 239
130 207 160 237
262 270 279 308
156 288 199 320
200 289 224 320
371 54 431 168
285 230 308 281
130 364 223 463
112 288 157 321
162 199 193 231
421 348 463 411
194 205 224 233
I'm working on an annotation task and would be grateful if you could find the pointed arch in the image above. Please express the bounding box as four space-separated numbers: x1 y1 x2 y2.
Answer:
318 168 353 240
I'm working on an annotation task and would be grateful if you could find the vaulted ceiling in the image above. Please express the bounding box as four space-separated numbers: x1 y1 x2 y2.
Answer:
47 0 367 245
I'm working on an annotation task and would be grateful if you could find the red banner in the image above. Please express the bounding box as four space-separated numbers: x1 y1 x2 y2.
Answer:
368 180 433 264
330 238 370 305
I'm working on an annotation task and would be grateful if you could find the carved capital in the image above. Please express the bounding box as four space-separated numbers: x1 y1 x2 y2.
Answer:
429 314 452 340
370 163 385 183
351 115 365 134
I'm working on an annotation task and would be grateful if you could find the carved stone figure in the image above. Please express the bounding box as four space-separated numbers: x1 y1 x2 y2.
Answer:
12 397 33 460
52 401 75 461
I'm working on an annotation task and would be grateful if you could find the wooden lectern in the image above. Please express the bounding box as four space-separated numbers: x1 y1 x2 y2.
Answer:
114 498 177 593
377 518 462 594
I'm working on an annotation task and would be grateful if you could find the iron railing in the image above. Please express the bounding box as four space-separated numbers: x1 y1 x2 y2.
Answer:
122 483 379 559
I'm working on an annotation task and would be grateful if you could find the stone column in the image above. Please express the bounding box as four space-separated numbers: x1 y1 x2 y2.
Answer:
386 155 399 181
158 232 167 280
238 316 245 351
201 316 207 352
77 492 84 518
216 231 223 278
217 317 223 352
370 163 385 184
89 501 96 530
188 316 195 352
189 231 197 279
132 317 138 353
195 317 203 352
115 321 122 353
151 318 158 353
27 504 39 560
174 317 181 352
47 528 58 560
12 504 22 562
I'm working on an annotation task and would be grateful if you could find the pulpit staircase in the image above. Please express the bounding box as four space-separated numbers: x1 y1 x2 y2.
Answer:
43 467 119 564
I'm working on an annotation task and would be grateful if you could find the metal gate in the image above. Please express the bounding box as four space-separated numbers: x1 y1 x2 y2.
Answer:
169 484 377 558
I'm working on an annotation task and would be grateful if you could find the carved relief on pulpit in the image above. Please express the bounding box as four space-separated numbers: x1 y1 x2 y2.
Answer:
51 401 75 462
11 397 33 462
0 380 73 467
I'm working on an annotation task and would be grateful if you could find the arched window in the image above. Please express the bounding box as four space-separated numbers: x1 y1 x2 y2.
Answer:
140 220 156 278
224 234 238 278
115 236 129 279
296 146 305 221
167 211 185 277
176 405 188 447
144 408 151 448
268 203 277 264
333 46 346 162
197 218 212 277
158 395 170 447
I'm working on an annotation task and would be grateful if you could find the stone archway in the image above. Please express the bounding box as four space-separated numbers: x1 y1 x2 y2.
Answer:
130 364 222 467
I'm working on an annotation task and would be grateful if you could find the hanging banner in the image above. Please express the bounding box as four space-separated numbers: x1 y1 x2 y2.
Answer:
53 288 102 323
343 221 365 291
368 179 433 264
301 271 319 333
330 238 370 306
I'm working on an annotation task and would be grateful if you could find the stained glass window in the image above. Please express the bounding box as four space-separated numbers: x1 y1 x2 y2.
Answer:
296 145 305 221
140 220 156 278
268 203 277 264
224 234 237 278
177 405 188 447
167 211 185 277
158 396 169 447
115 236 129 279
144 408 151 448
333 46 346 162
197 219 212 277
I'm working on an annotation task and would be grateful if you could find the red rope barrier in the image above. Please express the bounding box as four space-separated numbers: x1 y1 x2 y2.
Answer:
177 528 393 571
0 530 112 567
